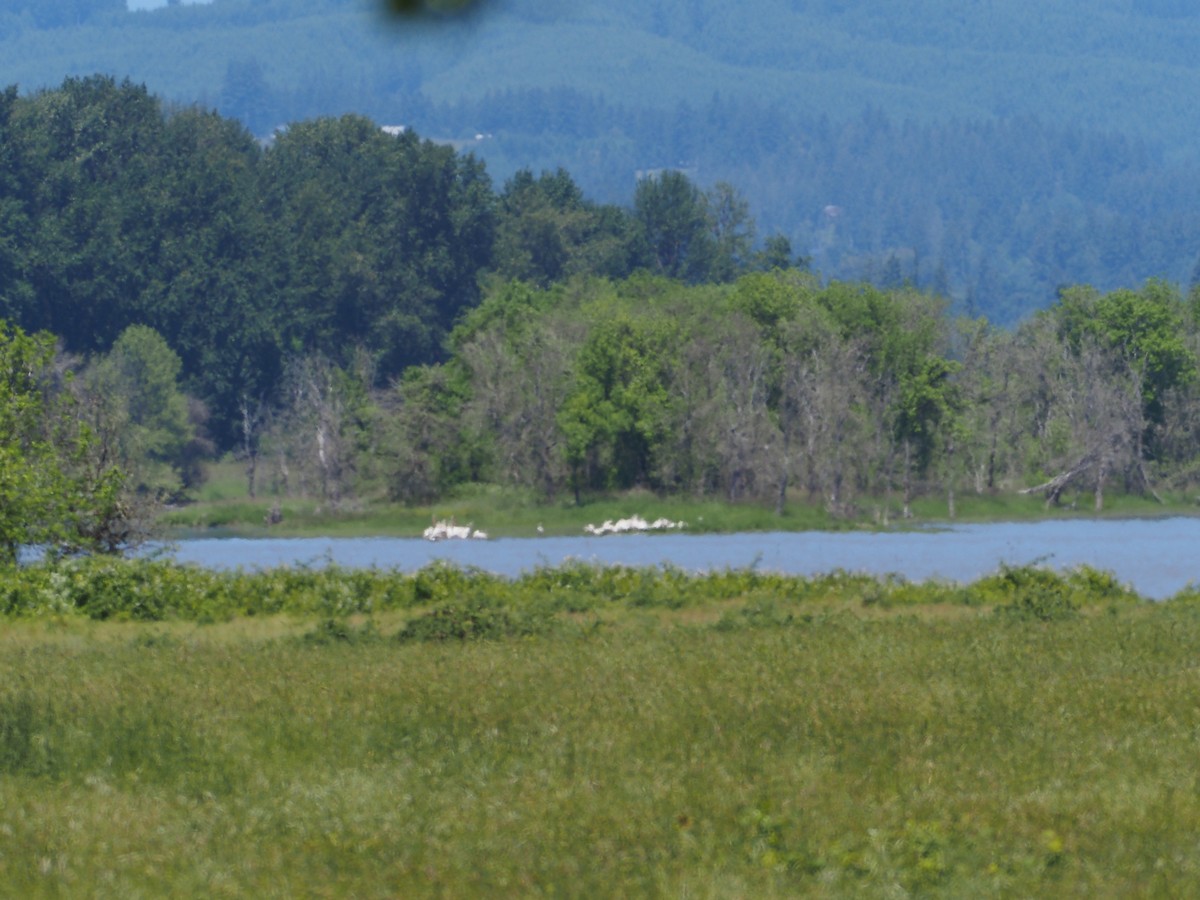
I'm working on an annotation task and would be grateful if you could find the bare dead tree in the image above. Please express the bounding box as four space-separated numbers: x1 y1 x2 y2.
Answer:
265 355 357 507
460 321 574 498
238 394 265 499
777 324 869 517
1018 337 1142 510
707 318 779 502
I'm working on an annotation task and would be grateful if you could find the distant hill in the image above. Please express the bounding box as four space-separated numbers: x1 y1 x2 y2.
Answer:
5 0 1200 321
2 0 1199 151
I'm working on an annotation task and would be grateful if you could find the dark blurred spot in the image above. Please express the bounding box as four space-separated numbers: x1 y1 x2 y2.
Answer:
383 0 481 17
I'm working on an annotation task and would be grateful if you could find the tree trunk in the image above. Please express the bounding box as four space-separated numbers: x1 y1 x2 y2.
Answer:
240 398 258 498
946 438 956 519
775 429 790 517
902 439 913 518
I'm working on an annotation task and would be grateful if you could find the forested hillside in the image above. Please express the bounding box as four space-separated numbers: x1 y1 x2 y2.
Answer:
6 0 1200 146
3 0 1200 319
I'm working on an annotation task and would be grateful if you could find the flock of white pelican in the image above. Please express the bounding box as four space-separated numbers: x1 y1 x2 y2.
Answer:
583 515 684 535
422 520 488 541
422 514 684 541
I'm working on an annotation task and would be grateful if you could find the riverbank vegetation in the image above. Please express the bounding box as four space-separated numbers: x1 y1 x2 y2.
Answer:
6 77 1200 539
173 270 1200 536
289 272 1200 529
161 464 1200 539
2 559 1200 894
0 555 1153 621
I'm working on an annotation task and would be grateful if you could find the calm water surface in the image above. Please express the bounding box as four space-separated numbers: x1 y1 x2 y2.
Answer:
165 517 1200 600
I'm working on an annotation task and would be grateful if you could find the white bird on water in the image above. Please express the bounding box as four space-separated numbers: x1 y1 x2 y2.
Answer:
423 517 488 541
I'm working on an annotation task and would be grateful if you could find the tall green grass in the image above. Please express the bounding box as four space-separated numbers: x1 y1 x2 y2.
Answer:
0 591 1199 895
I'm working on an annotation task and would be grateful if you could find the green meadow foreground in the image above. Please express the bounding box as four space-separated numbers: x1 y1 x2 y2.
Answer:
2 561 1199 896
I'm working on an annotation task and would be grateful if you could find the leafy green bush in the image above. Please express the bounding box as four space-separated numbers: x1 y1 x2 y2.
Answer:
396 595 556 642
981 565 1080 621
1063 565 1141 606
971 563 1144 621
411 561 503 605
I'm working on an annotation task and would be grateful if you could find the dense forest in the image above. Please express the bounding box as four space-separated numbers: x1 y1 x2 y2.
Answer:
0 77 784 449
380 273 1200 522
4 0 1200 320
4 77 1200 556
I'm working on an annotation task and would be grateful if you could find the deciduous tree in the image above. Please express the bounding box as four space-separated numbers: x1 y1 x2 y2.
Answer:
0 321 134 563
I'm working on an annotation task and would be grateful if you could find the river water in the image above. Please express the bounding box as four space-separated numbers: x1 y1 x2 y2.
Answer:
164 517 1200 600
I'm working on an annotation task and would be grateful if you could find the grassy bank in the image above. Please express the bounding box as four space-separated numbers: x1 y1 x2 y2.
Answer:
1 560 1199 893
162 461 1200 538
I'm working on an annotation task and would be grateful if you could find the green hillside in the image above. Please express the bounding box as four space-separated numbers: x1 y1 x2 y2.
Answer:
2 0 1199 150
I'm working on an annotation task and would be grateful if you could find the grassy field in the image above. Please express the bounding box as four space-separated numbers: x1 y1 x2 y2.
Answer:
1 561 1199 895
162 460 1200 539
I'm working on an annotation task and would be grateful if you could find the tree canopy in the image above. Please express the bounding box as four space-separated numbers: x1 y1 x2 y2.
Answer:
0 321 132 564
